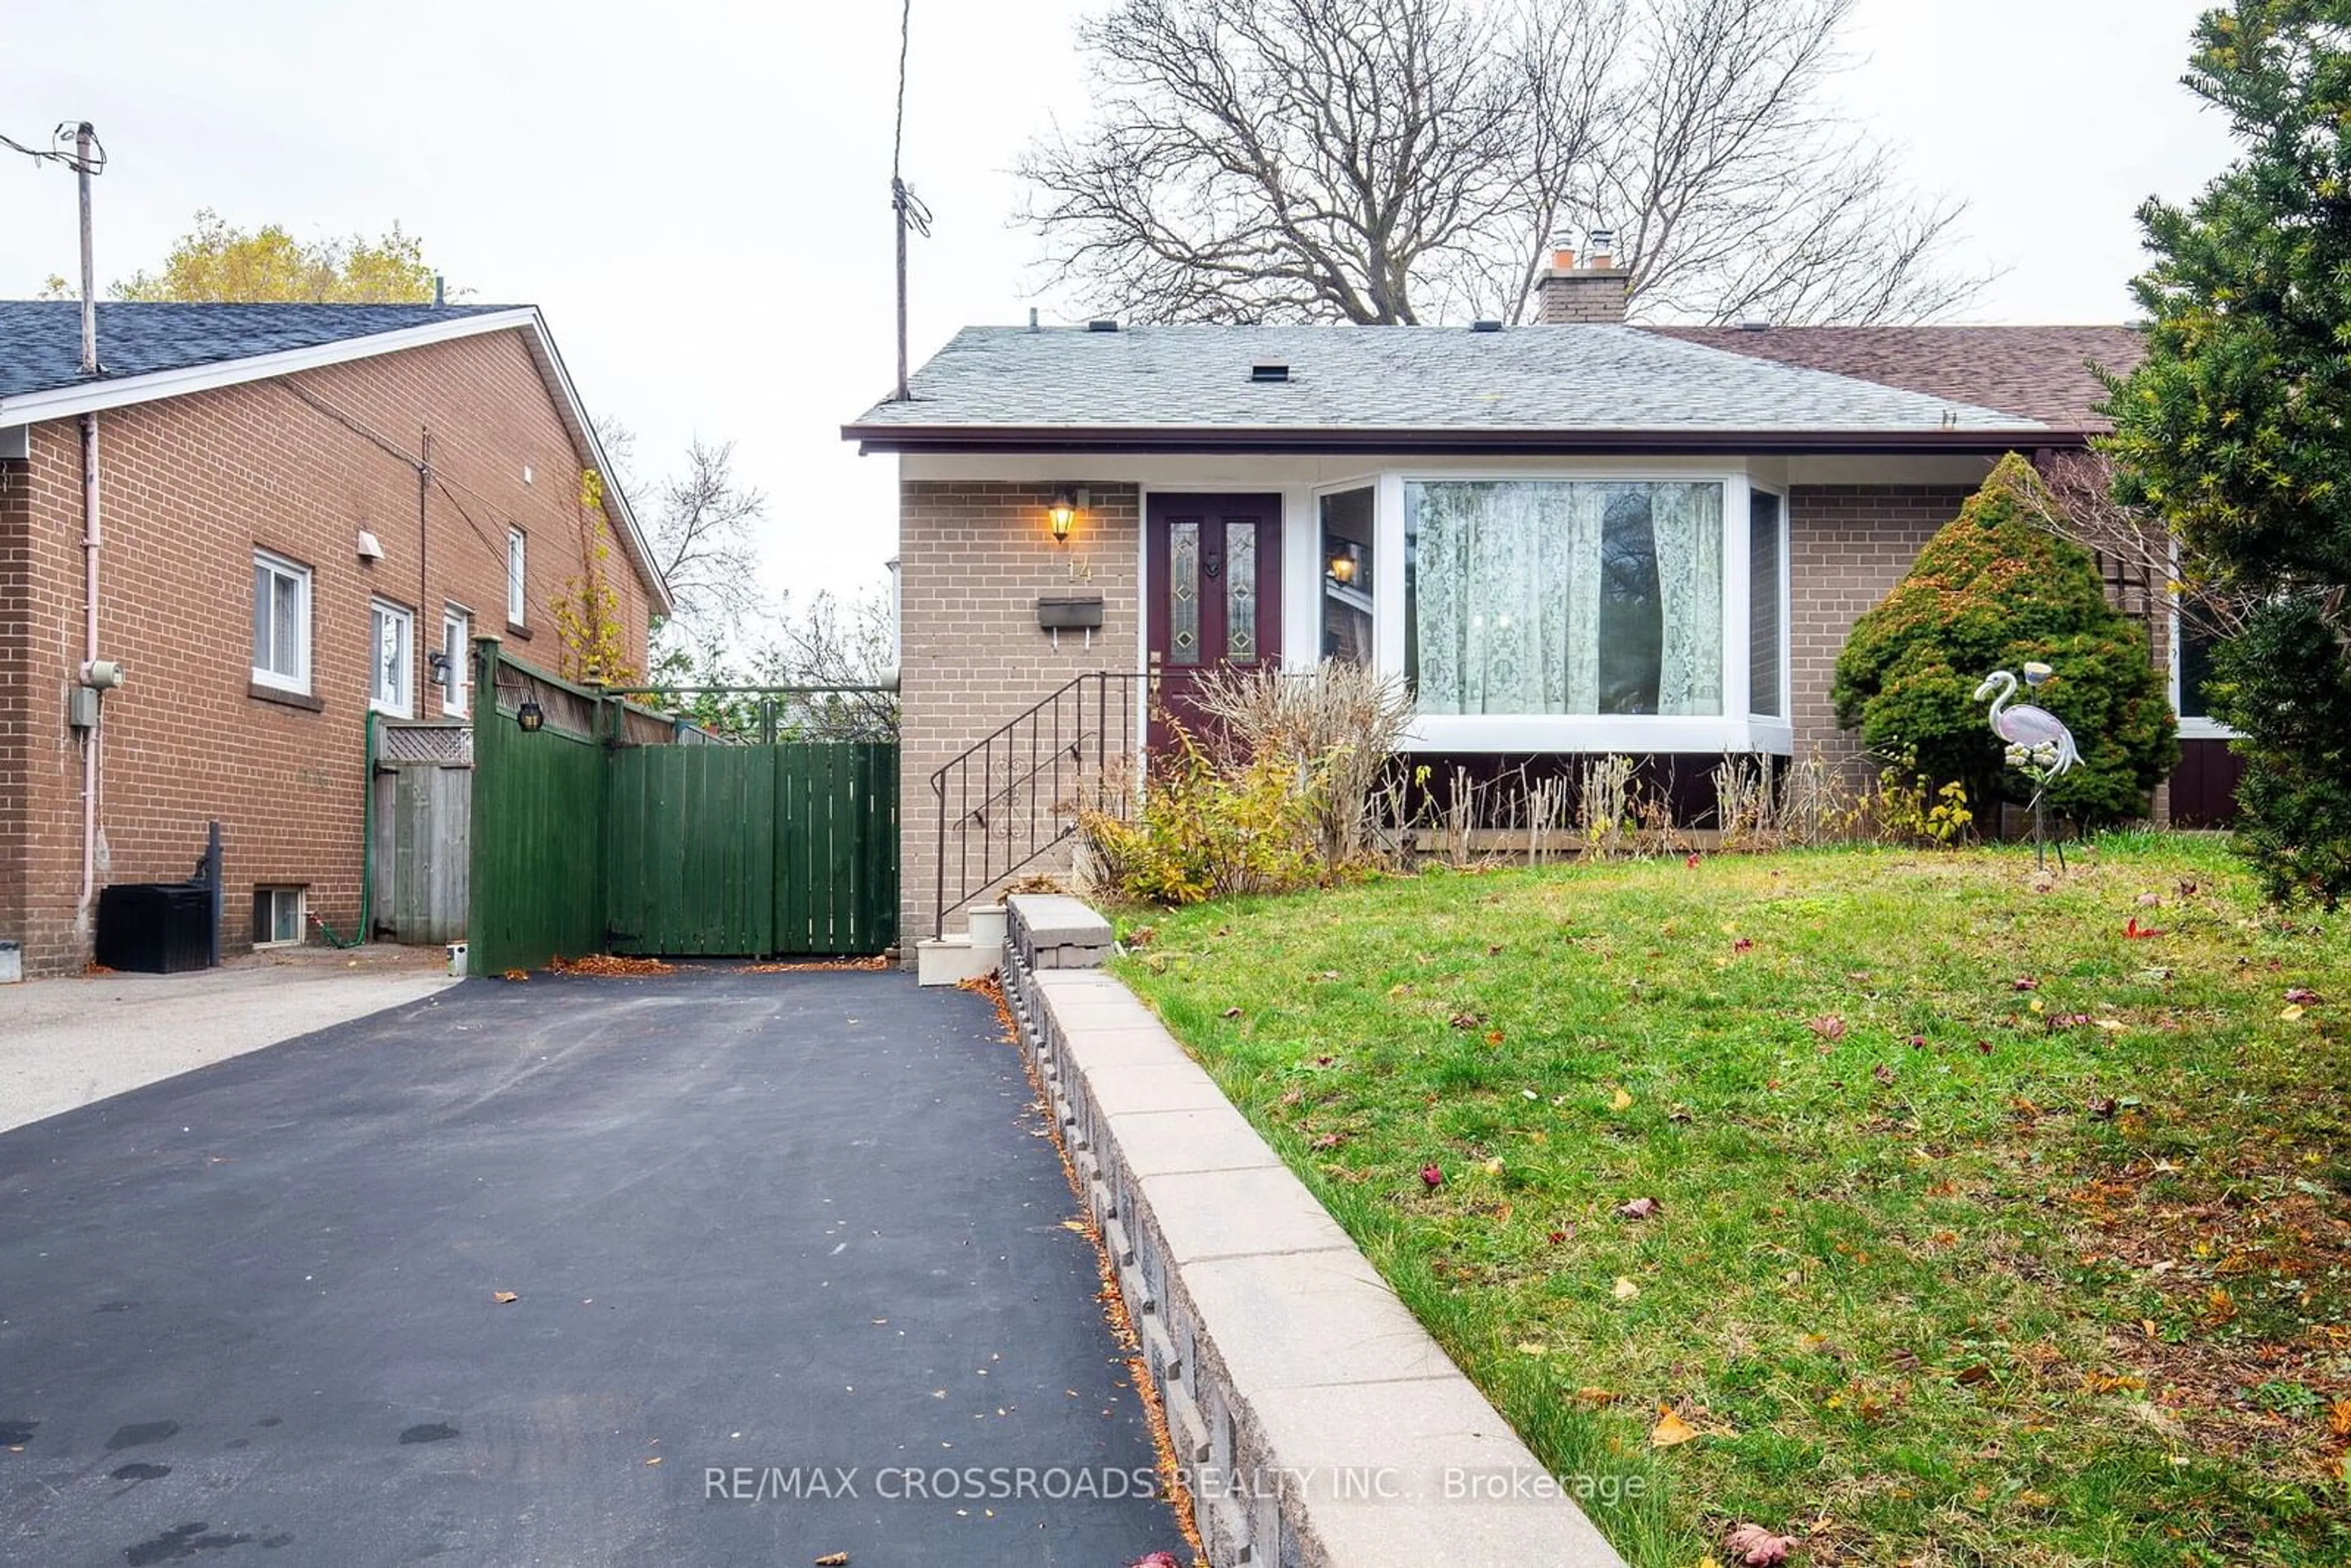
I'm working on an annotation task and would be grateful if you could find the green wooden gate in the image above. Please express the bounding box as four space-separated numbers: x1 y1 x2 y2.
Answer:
471 653 898 971
602 743 896 958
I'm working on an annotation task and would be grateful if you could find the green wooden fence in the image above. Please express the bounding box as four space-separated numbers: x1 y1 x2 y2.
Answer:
470 647 898 973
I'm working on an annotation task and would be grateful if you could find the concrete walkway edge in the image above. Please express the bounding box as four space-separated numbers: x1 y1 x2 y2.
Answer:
1003 895 1628 1568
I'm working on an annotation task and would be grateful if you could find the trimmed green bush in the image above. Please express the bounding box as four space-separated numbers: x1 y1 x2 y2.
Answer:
1831 455 2178 825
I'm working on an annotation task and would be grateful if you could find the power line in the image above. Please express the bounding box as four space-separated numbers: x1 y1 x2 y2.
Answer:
1 122 105 175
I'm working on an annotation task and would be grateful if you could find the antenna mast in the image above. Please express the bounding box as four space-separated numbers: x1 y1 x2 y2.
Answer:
890 0 931 402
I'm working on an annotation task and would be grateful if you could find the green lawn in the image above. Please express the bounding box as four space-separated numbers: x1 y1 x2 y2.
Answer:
1111 838 2351 1567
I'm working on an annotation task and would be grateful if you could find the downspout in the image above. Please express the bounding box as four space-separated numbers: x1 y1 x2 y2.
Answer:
75 411 101 932
315 708 375 949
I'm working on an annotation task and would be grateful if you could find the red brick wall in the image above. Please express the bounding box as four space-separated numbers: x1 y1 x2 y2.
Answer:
0 328 654 975
897 481 1141 947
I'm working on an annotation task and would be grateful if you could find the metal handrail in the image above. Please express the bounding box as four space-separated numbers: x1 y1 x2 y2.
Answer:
928 672 1145 939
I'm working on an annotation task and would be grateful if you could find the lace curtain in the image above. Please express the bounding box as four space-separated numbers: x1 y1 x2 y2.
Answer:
1409 480 1723 716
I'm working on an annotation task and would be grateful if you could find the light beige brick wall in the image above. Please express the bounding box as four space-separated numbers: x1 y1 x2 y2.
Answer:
1787 484 1975 771
897 480 1141 949
0 328 654 976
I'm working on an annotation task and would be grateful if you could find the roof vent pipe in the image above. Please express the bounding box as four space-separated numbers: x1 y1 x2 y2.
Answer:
1249 363 1291 383
1470 320 1504 333
1087 318 1120 333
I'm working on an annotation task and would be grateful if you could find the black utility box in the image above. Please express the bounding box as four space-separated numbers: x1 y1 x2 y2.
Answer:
95 882 216 973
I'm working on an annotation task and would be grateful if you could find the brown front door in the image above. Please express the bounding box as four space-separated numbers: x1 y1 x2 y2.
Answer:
1146 493 1282 749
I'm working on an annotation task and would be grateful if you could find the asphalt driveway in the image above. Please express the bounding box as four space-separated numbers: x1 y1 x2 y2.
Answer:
0 969 1180 1566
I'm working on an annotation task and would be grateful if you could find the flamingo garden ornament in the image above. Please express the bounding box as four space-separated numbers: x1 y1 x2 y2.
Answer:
1974 664 2081 869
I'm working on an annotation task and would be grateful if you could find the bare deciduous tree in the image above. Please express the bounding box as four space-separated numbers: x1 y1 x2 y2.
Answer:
593 419 766 644
1021 0 1989 325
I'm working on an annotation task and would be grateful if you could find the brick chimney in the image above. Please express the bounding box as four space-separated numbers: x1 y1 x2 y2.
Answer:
1535 229 1630 324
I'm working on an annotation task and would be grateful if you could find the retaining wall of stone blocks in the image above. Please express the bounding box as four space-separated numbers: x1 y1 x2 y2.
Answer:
1001 894 1626 1568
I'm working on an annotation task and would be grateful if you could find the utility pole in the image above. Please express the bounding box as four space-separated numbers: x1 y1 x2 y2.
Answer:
74 121 97 373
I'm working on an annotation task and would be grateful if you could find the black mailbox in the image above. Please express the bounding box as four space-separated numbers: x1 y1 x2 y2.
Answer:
1037 596 1106 631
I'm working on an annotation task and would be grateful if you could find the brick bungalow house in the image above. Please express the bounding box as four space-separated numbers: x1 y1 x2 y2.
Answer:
0 301 668 977
846 257 2232 970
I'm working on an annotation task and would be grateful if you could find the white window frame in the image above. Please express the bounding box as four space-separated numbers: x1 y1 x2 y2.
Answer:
370 599 415 718
253 885 306 948
250 549 312 695
1746 481 1792 738
2170 606 2241 741
506 527 528 626
440 606 471 716
1388 467 1780 754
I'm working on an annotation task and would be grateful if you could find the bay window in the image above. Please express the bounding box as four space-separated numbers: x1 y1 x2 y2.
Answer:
1319 486 1374 666
1748 488 1786 719
1405 479 1725 716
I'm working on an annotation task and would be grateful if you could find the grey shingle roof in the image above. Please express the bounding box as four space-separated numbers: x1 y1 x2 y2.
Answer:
847 323 2050 437
0 301 513 401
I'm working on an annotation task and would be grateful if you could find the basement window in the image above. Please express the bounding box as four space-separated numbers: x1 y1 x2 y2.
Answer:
252 886 306 947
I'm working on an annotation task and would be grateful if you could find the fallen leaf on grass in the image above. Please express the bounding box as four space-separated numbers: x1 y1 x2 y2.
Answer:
1221 1006 1242 1019
1309 1133 1344 1151
1485 1028 1505 1045
2124 917 2165 939
1723 1522 1798 1566
2285 986 2322 1006
2281 1004 2307 1022
1648 1405 1698 1447
1610 1087 1634 1111
1616 1196 1662 1220
1449 1011 1482 1029
2330 1397 2351 1438
1872 1063 1895 1084
1809 1015 1846 1041
2012 976 2039 992
1420 1164 1444 1189
1613 1277 1641 1300
1574 1386 1618 1404
1515 1342 1548 1357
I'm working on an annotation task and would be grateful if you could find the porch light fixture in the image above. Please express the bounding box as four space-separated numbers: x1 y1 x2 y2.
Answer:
1047 487 1082 543
516 699 545 733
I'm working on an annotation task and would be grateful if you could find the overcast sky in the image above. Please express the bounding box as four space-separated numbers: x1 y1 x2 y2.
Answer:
2 1 2237 617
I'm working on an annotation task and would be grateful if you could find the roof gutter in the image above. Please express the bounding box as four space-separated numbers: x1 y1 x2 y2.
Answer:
840 423 2089 458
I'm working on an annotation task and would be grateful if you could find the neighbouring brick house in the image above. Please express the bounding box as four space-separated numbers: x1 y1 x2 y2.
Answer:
848 255 2232 970
0 302 667 978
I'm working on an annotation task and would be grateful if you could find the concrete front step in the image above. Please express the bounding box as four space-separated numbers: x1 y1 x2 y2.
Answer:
915 935 997 987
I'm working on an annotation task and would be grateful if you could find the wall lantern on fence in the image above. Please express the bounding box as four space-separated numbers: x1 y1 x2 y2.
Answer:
516 699 545 733
1047 487 1083 544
